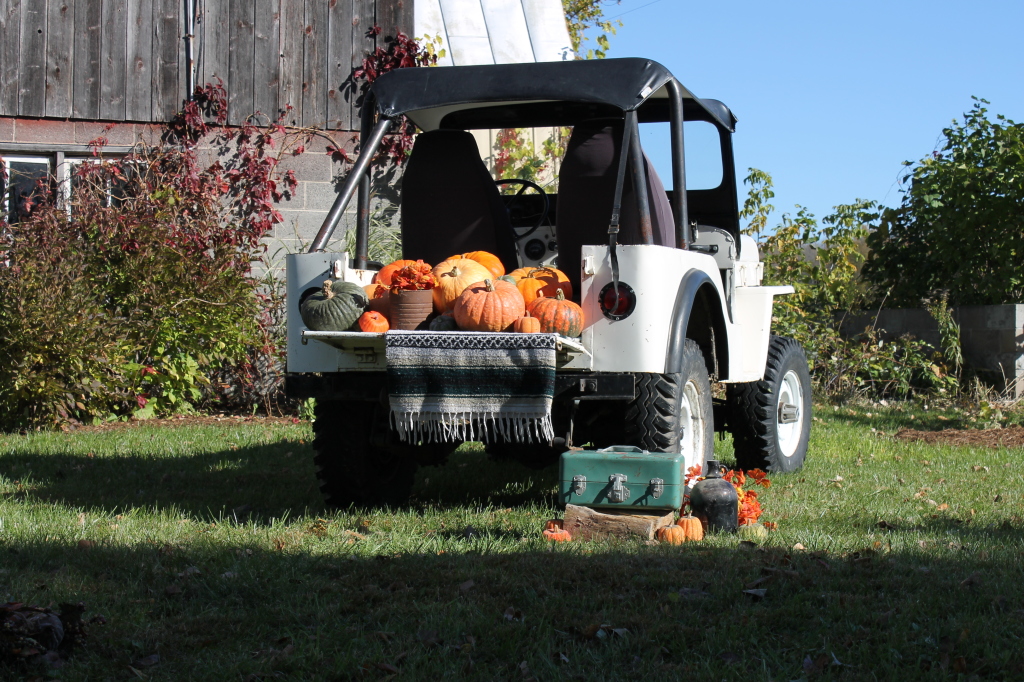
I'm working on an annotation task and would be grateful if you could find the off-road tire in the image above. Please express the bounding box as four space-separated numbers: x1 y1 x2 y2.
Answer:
623 339 714 472
311 400 417 508
727 335 811 473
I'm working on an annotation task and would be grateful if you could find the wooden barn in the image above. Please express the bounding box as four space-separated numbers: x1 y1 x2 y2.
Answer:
0 0 572 250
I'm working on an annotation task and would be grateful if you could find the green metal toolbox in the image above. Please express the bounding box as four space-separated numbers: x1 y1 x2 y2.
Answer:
559 446 687 510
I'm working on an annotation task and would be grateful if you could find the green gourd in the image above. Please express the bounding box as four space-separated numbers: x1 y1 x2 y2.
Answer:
498 275 518 285
428 313 460 331
737 522 768 541
300 279 368 331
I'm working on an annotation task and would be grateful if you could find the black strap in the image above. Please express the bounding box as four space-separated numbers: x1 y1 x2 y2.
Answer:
608 111 637 301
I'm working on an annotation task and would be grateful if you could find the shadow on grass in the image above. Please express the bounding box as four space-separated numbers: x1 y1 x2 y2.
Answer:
1 440 560 522
3 532 1024 681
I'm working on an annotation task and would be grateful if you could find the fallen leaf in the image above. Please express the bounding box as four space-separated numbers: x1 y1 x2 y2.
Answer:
164 584 182 596
877 520 897 530
77 539 95 550
937 503 949 511
743 588 767 601
994 494 1002 502
973 465 989 472
504 607 523 622
416 630 441 647
738 540 758 550
793 543 806 550
459 579 475 594
134 654 160 668
377 662 400 674
960 572 981 588
744 576 774 590
719 651 741 665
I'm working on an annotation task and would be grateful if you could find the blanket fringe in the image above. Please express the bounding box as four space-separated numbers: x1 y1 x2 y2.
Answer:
391 410 555 445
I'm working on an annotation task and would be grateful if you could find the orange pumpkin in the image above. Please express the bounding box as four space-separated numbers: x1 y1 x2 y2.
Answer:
374 259 418 286
543 528 572 542
527 289 584 337
543 519 563 532
447 250 505 279
514 311 542 334
514 267 573 306
432 258 492 312
675 515 704 542
454 279 526 332
656 525 689 545
357 310 390 333
363 283 391 317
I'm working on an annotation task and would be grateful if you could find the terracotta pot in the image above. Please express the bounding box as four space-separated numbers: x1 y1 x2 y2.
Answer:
391 289 434 330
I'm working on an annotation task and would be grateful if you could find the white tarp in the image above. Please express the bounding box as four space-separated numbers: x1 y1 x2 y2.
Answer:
415 0 573 65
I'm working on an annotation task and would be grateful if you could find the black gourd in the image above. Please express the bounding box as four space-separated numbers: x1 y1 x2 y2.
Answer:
300 279 368 331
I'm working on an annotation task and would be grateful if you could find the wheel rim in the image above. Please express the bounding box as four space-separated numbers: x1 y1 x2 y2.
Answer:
776 369 804 457
679 379 705 473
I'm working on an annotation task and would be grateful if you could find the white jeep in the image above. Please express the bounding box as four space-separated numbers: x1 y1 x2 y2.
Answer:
286 58 811 507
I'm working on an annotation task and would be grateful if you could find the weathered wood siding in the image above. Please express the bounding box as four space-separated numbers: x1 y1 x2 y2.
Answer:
0 0 412 129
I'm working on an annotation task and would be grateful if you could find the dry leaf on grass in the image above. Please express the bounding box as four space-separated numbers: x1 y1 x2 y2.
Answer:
503 607 523 622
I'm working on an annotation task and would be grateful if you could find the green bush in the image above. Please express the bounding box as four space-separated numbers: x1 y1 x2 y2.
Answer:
742 169 955 401
0 83 309 430
864 99 1024 306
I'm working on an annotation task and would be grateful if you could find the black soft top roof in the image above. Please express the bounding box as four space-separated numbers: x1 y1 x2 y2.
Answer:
371 58 736 133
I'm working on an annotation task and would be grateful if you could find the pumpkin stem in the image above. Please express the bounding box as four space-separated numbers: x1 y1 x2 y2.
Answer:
322 279 334 300
555 288 565 301
484 278 494 292
444 266 460 278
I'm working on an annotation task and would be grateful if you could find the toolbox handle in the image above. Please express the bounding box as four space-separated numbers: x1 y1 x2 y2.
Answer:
597 445 648 454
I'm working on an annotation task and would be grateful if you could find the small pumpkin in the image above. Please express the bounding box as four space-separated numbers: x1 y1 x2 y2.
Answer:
447 250 505 279
432 258 492 312
363 283 391 317
514 311 542 334
527 289 584 337
542 528 572 542
543 519 563 532
656 525 690 545
737 522 768 541
454 278 525 332
357 310 390 333
675 515 704 542
513 267 573 306
428 312 460 331
498 274 518 284
300 279 368 331
374 259 418 286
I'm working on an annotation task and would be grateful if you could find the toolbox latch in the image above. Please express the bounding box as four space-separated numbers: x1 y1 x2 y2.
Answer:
649 478 664 499
571 475 587 496
608 473 630 503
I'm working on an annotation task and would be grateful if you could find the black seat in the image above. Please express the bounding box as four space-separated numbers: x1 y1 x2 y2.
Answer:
555 119 675 296
401 130 519 272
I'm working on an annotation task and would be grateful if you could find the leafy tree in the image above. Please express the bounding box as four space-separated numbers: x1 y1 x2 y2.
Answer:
562 0 621 59
864 99 1024 306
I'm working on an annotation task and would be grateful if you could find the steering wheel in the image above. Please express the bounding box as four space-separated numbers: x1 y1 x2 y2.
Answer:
494 179 550 239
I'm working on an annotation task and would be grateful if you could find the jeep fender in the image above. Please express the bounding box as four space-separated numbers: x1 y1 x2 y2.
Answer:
665 269 730 379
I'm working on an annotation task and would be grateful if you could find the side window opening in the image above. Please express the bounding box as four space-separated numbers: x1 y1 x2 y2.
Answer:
639 120 724 192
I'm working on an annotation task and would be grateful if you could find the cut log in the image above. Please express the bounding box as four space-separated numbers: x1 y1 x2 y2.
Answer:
563 503 676 541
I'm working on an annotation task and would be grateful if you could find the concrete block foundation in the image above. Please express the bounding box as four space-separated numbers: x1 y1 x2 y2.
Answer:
841 305 1024 398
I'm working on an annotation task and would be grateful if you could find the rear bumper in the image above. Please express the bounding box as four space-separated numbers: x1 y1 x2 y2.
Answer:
285 371 635 402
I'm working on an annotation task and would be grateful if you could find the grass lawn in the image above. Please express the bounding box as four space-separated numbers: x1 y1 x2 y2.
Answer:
2 405 1024 680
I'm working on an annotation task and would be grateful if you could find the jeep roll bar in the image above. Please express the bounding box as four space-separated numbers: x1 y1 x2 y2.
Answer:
309 58 732 264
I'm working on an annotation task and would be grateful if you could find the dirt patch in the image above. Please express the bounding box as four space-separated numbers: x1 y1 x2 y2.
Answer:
894 425 1024 448
69 414 304 433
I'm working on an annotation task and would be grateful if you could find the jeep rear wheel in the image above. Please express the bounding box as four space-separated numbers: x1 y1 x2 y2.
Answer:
311 400 418 508
623 339 714 476
727 336 811 473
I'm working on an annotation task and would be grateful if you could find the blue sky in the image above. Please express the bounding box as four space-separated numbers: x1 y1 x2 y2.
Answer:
588 0 1024 227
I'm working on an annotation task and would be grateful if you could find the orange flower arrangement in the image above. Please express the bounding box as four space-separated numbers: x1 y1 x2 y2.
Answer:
681 465 771 527
389 260 436 294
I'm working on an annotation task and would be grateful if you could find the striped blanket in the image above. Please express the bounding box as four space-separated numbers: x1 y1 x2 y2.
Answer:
385 331 557 444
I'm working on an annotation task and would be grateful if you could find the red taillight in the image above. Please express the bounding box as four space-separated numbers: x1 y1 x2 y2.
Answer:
599 281 636 320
